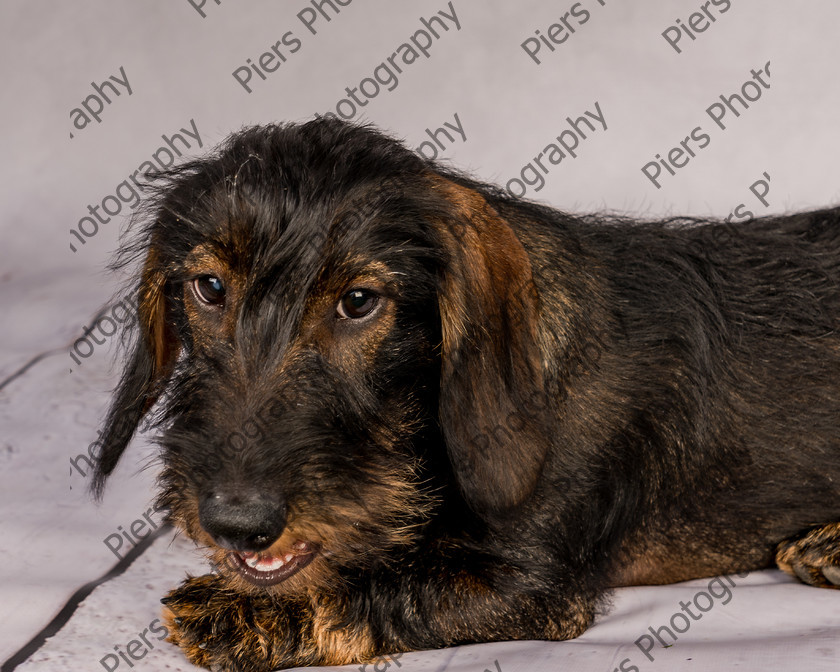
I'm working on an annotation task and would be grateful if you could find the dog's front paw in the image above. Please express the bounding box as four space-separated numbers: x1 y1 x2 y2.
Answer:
777 523 840 588
161 574 283 672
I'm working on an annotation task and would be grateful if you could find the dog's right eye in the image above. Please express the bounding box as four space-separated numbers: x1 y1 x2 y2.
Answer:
337 289 379 319
192 276 226 306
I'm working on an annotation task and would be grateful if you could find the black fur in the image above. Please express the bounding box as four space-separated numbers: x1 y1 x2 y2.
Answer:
93 118 840 671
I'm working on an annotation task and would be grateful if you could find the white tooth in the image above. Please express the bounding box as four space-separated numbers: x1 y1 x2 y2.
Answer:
257 556 286 572
242 553 290 572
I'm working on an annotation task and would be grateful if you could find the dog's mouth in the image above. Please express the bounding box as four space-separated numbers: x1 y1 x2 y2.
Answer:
227 540 319 586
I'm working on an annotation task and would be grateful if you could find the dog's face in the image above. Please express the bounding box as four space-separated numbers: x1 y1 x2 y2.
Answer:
94 119 551 595
158 183 450 594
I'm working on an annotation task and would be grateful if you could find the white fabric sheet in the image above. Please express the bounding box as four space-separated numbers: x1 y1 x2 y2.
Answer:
1 1 839 670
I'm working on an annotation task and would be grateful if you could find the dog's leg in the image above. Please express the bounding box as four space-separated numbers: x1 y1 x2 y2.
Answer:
161 563 596 671
776 522 840 588
161 574 319 672
163 573 399 671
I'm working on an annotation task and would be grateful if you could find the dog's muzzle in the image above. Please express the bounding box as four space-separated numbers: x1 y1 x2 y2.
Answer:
198 487 319 585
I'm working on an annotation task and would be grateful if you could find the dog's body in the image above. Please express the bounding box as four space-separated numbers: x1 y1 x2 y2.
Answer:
93 119 840 671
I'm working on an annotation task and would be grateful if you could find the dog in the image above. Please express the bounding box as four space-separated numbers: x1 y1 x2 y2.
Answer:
92 117 840 672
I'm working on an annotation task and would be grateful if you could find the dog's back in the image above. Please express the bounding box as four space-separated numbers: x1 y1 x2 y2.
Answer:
488 195 840 585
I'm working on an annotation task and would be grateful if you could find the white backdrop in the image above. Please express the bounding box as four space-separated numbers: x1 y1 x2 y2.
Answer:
1 1 839 671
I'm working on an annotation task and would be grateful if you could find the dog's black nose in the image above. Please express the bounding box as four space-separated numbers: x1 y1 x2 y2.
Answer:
198 488 286 552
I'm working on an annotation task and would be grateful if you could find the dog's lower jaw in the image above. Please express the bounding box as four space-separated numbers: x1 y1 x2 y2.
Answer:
228 542 319 586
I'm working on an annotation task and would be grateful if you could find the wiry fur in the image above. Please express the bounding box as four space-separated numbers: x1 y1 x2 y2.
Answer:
93 118 840 671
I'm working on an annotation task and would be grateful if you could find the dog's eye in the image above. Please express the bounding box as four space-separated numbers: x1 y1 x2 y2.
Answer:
337 289 379 319
193 276 226 306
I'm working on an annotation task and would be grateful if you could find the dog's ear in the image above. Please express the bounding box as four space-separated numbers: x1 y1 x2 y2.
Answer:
91 247 179 498
433 178 549 515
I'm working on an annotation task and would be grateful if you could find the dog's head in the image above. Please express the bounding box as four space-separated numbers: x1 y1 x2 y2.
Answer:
93 118 550 592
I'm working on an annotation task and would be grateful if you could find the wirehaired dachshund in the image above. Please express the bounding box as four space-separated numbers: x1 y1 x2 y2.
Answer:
92 118 840 671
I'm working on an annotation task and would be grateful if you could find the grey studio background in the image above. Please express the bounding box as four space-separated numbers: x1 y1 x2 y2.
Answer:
1 1 839 671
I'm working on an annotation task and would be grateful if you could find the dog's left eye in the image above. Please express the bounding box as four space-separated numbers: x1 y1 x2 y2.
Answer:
192 275 226 306
337 289 379 319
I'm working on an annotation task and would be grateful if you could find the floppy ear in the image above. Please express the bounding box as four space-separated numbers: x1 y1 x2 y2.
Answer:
432 178 550 515
91 247 179 498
